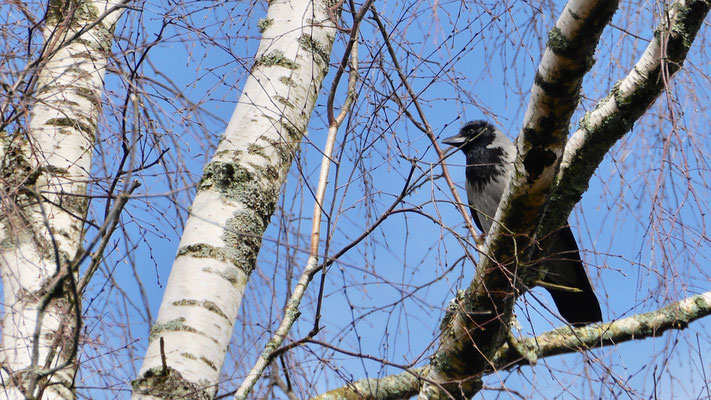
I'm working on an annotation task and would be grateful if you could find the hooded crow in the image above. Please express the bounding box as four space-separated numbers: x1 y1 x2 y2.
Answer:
442 120 602 326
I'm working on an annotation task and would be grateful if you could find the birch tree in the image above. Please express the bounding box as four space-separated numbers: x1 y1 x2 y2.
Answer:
130 0 339 397
1 0 711 399
0 1 130 399
418 0 711 397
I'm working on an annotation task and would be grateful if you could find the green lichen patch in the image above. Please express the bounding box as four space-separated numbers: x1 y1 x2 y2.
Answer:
198 162 280 216
148 317 195 343
131 366 211 400
546 27 574 56
197 121 307 280
177 243 233 264
171 299 229 320
665 1 710 59
199 161 250 194
253 49 298 70
546 0 617 64
47 0 100 26
298 34 330 65
222 211 270 275
175 216 270 277
196 160 285 275
257 18 273 33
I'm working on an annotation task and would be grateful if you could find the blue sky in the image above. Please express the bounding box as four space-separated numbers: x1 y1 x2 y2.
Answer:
54 0 711 398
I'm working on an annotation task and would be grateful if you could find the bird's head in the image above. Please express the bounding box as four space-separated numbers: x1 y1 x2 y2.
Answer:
441 120 510 154
441 120 514 189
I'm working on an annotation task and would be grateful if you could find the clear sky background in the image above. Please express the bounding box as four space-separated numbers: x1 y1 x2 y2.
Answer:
57 0 711 398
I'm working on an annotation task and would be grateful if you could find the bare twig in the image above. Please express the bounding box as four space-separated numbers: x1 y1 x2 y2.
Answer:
233 18 364 400
311 291 711 399
370 8 485 250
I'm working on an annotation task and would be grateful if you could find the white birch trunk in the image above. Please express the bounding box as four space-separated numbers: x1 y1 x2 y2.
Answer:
131 0 336 397
0 2 127 399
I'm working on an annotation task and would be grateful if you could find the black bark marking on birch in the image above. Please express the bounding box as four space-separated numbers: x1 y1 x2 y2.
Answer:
524 148 557 182
534 70 585 99
200 356 218 372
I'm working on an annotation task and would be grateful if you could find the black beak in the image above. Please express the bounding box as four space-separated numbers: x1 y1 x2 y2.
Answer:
441 134 467 146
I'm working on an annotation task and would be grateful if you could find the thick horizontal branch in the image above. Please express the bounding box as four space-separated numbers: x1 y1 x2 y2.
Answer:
310 368 423 400
493 290 711 368
312 291 711 399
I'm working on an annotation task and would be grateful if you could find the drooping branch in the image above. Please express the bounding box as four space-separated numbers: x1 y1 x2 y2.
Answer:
370 8 485 250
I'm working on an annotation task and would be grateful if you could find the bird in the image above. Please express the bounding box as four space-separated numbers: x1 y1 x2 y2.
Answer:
442 120 602 326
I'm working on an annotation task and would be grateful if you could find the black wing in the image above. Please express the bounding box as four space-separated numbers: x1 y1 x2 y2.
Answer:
469 204 484 233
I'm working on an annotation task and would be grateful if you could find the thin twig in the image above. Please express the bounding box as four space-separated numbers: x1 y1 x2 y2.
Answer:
232 17 364 400
370 8 484 249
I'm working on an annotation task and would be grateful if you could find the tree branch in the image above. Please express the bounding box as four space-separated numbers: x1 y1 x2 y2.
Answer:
421 0 619 397
313 291 711 399
494 291 711 368
540 0 711 238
